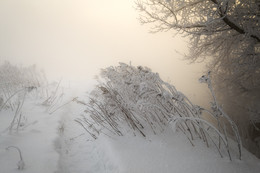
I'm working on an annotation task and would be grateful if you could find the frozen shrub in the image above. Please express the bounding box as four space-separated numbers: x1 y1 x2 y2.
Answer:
76 63 242 160
0 61 47 111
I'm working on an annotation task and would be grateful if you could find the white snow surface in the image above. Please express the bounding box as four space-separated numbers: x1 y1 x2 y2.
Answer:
1 83 260 173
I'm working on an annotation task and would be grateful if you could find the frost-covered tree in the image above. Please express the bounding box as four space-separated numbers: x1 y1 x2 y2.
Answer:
136 0 260 157
136 0 260 92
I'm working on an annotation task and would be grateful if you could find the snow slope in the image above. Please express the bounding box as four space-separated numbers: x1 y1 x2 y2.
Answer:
0 98 60 173
0 83 260 173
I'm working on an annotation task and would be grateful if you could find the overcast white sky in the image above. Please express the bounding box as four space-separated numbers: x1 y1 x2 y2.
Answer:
0 0 208 104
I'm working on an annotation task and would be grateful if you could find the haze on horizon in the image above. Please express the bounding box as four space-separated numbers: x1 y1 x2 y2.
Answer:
0 0 208 104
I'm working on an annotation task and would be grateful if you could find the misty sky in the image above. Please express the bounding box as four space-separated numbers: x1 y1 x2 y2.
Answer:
0 0 208 103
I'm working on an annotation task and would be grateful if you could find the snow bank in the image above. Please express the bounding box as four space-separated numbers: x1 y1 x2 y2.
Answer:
0 99 60 173
1 82 260 173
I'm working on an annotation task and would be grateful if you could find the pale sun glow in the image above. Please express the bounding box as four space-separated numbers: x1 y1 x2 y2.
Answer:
0 0 207 104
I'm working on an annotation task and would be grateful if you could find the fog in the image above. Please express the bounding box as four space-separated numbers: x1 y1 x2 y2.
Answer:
0 0 208 104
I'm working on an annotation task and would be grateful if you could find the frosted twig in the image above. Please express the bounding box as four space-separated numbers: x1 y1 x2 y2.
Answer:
6 146 25 170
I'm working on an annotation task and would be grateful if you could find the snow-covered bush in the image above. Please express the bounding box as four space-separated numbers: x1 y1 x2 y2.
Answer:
0 61 47 111
76 63 242 160
0 61 48 134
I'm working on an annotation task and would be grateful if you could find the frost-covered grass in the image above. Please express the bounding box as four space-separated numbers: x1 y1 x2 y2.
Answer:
75 64 242 161
0 96 60 172
0 81 260 173
0 64 260 172
0 61 47 112
58 96 260 173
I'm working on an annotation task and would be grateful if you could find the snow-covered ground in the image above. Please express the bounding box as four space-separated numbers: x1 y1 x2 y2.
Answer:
1 83 260 173
0 96 60 172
